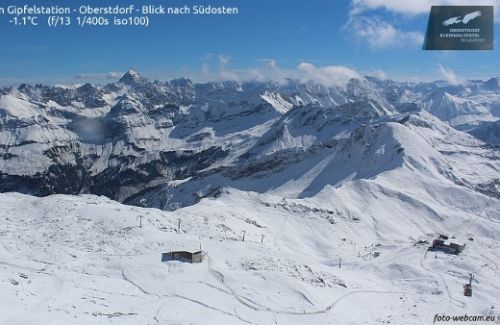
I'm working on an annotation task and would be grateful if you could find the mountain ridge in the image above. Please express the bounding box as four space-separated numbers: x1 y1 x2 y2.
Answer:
0 71 499 209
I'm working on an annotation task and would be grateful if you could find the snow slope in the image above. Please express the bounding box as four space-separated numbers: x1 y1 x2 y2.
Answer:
0 188 498 325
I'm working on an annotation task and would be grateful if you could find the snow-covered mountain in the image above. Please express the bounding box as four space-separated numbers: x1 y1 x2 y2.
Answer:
1 70 498 205
418 91 494 127
0 71 499 324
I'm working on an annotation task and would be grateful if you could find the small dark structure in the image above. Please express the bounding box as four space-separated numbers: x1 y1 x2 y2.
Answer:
463 284 472 297
464 273 474 297
429 237 465 255
162 251 203 263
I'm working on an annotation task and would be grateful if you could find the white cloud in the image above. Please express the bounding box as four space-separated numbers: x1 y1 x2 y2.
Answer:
371 70 388 79
194 54 361 87
296 63 361 87
74 71 122 81
438 64 463 85
223 61 361 88
351 0 499 16
106 72 123 79
351 0 500 21
218 54 230 70
346 16 424 49
217 54 243 82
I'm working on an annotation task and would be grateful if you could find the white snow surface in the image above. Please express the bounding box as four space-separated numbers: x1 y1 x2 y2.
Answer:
0 183 498 324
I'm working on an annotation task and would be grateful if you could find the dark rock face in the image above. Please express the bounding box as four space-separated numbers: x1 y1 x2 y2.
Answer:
0 144 228 203
469 120 500 145
0 73 289 205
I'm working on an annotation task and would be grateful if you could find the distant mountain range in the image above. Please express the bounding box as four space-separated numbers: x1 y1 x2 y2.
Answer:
1 70 499 208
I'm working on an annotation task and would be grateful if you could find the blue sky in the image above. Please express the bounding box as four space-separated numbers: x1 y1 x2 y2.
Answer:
0 0 499 85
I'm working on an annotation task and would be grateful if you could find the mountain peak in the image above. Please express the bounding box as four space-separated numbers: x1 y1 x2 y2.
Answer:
119 69 147 86
485 77 500 89
125 68 140 76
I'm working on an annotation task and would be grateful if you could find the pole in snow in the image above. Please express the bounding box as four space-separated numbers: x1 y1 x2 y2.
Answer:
339 257 342 269
261 234 265 243
242 231 246 242
137 215 144 228
177 219 181 231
